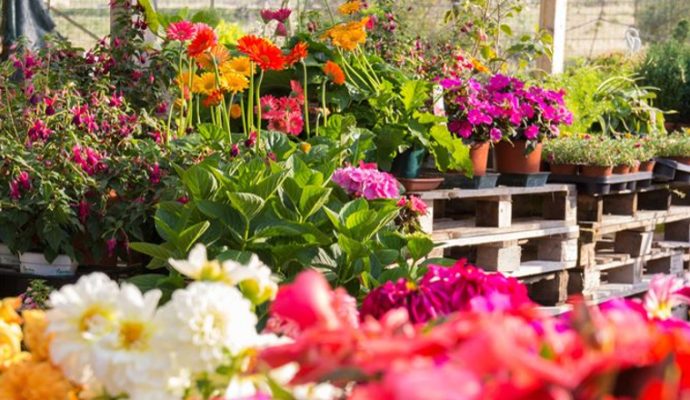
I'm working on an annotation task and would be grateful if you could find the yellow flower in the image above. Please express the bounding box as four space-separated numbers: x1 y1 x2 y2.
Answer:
216 20 245 46
221 71 249 94
21 311 50 362
471 58 490 73
324 17 369 51
0 319 26 370
222 56 253 77
338 0 362 15
300 142 312 153
195 44 230 71
0 360 78 400
193 72 218 95
0 298 22 325
230 104 242 119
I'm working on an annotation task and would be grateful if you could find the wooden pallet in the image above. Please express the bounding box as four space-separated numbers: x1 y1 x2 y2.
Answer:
413 185 579 305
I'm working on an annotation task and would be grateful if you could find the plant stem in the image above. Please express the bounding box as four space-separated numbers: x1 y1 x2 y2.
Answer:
302 61 311 138
321 81 328 127
256 69 265 137
323 0 336 24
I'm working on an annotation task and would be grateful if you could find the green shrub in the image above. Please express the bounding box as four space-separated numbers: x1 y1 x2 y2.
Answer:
638 40 690 123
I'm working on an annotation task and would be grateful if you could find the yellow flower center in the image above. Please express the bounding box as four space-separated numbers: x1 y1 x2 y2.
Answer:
79 305 115 336
118 321 148 350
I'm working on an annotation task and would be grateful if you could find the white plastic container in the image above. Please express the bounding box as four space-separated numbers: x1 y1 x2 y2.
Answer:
19 252 77 276
0 244 20 267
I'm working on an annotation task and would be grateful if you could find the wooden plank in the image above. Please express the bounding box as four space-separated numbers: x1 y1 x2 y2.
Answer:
614 230 654 257
409 184 574 201
476 241 521 272
527 270 569 305
537 237 578 262
582 206 690 236
665 220 690 242
542 191 577 222
590 282 649 304
509 260 578 279
431 219 579 248
577 195 603 223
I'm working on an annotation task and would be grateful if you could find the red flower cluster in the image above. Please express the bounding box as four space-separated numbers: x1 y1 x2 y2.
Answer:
187 23 218 57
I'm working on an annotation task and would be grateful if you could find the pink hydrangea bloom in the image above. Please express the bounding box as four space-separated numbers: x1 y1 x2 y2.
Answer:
332 162 400 200
166 20 197 42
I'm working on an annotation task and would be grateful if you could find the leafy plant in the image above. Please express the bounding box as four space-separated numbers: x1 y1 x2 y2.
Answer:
131 140 432 296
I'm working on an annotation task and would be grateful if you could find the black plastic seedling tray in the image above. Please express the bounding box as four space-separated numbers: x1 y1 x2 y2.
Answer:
654 159 690 183
443 173 499 189
548 172 653 195
498 172 550 187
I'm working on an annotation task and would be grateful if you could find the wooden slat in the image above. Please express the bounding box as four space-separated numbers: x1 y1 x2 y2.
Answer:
509 260 578 279
582 206 690 236
410 184 574 201
431 219 579 248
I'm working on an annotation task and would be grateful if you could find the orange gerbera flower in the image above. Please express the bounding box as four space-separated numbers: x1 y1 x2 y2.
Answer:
187 24 218 57
338 0 362 15
195 44 230 70
324 17 369 51
230 104 242 119
202 90 224 107
286 42 309 66
237 35 286 71
323 61 346 85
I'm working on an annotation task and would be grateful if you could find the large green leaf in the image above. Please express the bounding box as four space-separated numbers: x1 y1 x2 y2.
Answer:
182 166 218 199
406 233 435 261
177 221 211 252
401 80 430 112
429 124 472 174
227 192 265 221
299 186 332 219
138 0 160 33
129 242 176 261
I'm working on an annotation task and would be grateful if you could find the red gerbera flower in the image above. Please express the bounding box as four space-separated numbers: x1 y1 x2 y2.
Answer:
187 23 218 57
237 35 286 71
202 90 224 108
286 42 309 66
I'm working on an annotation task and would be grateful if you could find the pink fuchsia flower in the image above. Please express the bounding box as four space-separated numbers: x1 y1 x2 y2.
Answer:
260 8 292 23
72 145 106 176
9 181 20 200
9 171 31 201
77 200 90 223
27 120 53 143
643 274 690 320
268 270 358 334
166 20 197 42
332 162 400 200
106 238 117 257
149 163 161 185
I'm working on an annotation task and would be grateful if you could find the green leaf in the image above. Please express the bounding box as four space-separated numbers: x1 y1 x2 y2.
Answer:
401 80 430 112
406 233 435 261
127 274 167 294
138 0 160 33
129 242 175 260
177 221 211 252
227 192 265 221
217 249 256 265
299 186 332 219
429 124 472 173
182 166 217 199
197 123 227 143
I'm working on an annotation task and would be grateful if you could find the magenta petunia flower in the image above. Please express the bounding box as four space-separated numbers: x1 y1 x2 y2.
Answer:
166 20 197 42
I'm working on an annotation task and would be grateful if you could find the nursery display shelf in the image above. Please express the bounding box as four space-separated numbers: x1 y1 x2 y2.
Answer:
582 205 690 236
431 218 579 248
409 184 574 201
589 282 650 304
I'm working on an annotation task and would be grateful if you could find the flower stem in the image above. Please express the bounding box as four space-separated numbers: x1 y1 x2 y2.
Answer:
302 61 311 138
256 69 265 137
321 81 328 127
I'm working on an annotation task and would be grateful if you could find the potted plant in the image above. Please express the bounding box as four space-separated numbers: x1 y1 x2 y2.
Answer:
655 133 690 165
472 74 573 174
543 136 582 175
637 137 657 171
0 42 170 274
611 138 637 174
578 136 616 177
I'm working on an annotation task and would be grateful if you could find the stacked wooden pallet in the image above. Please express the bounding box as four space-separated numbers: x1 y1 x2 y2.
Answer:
574 182 690 303
414 184 579 306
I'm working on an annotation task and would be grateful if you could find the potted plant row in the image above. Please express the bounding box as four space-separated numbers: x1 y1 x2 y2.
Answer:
544 135 656 178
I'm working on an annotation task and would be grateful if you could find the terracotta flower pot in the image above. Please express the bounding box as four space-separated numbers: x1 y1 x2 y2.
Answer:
550 163 578 175
640 160 656 172
613 165 631 174
671 157 690 165
494 141 543 174
629 161 640 173
469 142 490 177
581 165 613 177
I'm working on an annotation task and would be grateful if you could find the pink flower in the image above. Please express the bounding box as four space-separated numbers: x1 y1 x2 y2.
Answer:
644 274 690 320
166 20 197 42
261 8 292 23
275 22 288 37
77 200 90 223
9 181 21 201
269 270 358 333
27 120 52 143
524 125 540 140
489 127 502 142
408 196 428 215
149 163 161 184
260 92 304 136
332 162 400 200
72 145 106 176
106 238 117 257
